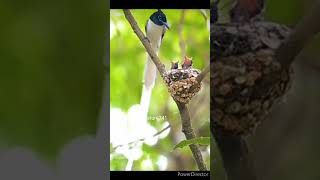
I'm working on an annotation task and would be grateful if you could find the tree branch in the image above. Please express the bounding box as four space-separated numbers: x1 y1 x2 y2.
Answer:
186 63 211 94
196 63 212 83
276 0 320 68
123 9 208 171
176 102 207 171
212 128 257 180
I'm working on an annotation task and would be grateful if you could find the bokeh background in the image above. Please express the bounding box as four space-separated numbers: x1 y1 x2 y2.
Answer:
212 0 320 179
0 0 106 164
110 9 210 171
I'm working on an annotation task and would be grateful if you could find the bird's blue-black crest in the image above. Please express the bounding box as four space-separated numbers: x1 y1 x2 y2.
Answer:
150 9 168 26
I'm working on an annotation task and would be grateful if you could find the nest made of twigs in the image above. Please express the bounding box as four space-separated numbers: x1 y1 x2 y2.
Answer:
165 68 202 104
211 21 294 136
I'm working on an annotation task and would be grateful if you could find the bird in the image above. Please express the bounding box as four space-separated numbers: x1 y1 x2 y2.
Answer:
182 56 193 69
140 9 170 118
171 61 179 69
230 0 265 22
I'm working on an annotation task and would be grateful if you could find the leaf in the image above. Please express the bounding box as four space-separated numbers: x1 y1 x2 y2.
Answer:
174 137 210 150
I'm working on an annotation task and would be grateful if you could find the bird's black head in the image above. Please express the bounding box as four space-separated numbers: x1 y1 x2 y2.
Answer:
150 9 170 29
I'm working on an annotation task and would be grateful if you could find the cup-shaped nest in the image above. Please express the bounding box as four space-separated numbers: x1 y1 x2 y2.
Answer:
211 22 293 136
165 68 202 104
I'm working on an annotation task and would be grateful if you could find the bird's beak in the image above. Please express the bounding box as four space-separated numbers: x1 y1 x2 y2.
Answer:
163 22 170 30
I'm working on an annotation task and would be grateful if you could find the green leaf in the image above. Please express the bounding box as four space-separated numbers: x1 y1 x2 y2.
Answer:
174 137 210 150
110 154 128 171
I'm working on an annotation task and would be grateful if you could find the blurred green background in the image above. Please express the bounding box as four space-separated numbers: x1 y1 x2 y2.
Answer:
0 0 106 163
110 9 210 171
212 0 320 180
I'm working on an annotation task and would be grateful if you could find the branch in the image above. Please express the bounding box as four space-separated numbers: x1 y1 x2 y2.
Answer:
123 9 208 171
276 0 320 68
113 124 171 150
196 63 212 83
176 102 208 171
212 129 257 180
187 63 211 93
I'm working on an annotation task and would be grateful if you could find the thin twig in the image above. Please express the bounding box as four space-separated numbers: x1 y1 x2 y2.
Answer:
153 124 171 137
188 63 211 93
196 63 212 83
178 9 210 95
276 0 320 68
113 124 171 150
123 9 208 171
178 10 187 60
258 0 320 92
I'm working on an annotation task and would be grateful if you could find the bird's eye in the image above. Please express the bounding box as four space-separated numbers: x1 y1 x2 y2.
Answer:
158 15 162 21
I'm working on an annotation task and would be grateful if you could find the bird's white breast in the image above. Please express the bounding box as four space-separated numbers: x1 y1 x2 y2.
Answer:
146 20 165 54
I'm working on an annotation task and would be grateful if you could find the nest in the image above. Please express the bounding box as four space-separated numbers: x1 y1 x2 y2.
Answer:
165 68 202 104
211 22 294 136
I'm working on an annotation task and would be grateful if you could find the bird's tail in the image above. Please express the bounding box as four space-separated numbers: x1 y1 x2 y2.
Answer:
140 53 158 119
143 55 157 90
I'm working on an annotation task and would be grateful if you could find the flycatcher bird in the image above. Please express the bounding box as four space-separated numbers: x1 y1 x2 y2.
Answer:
140 9 170 117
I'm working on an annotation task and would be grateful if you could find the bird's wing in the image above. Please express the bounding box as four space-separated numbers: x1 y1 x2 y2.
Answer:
161 29 165 42
145 20 148 34
143 55 157 90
